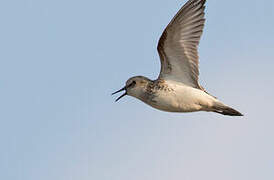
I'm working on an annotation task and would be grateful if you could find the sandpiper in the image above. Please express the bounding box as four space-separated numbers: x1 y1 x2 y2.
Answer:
112 0 243 116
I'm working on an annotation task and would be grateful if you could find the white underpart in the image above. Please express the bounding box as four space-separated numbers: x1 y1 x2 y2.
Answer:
145 80 219 112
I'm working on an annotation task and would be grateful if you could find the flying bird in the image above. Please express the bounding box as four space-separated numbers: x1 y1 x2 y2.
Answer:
112 0 243 116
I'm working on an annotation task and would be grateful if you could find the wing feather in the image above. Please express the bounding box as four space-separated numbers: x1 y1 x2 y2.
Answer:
157 0 206 88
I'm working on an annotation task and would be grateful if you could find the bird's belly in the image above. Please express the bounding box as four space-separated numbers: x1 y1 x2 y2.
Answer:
144 90 203 112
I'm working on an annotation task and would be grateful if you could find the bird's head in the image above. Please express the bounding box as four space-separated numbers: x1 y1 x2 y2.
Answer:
112 76 151 102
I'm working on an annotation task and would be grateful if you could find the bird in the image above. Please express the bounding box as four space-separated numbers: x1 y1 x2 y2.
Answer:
112 0 243 116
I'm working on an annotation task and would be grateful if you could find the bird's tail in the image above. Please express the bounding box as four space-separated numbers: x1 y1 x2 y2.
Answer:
212 103 243 116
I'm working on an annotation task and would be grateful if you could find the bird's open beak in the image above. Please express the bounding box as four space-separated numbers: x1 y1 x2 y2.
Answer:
112 86 127 102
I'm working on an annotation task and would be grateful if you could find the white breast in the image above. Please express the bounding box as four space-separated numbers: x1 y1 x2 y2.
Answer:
144 81 217 113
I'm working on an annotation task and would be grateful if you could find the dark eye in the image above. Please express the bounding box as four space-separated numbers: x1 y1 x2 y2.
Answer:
128 81 136 88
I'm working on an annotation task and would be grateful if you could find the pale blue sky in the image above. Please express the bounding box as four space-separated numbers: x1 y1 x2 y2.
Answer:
1 0 274 180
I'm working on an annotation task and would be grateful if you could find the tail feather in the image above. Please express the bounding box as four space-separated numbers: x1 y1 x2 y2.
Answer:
213 104 243 116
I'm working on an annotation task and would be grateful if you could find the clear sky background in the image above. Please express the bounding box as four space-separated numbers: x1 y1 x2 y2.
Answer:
1 0 274 180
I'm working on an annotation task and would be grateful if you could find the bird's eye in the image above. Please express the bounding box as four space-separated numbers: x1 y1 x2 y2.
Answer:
128 81 136 88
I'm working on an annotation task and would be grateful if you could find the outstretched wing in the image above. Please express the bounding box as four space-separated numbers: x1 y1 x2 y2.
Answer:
157 0 206 89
